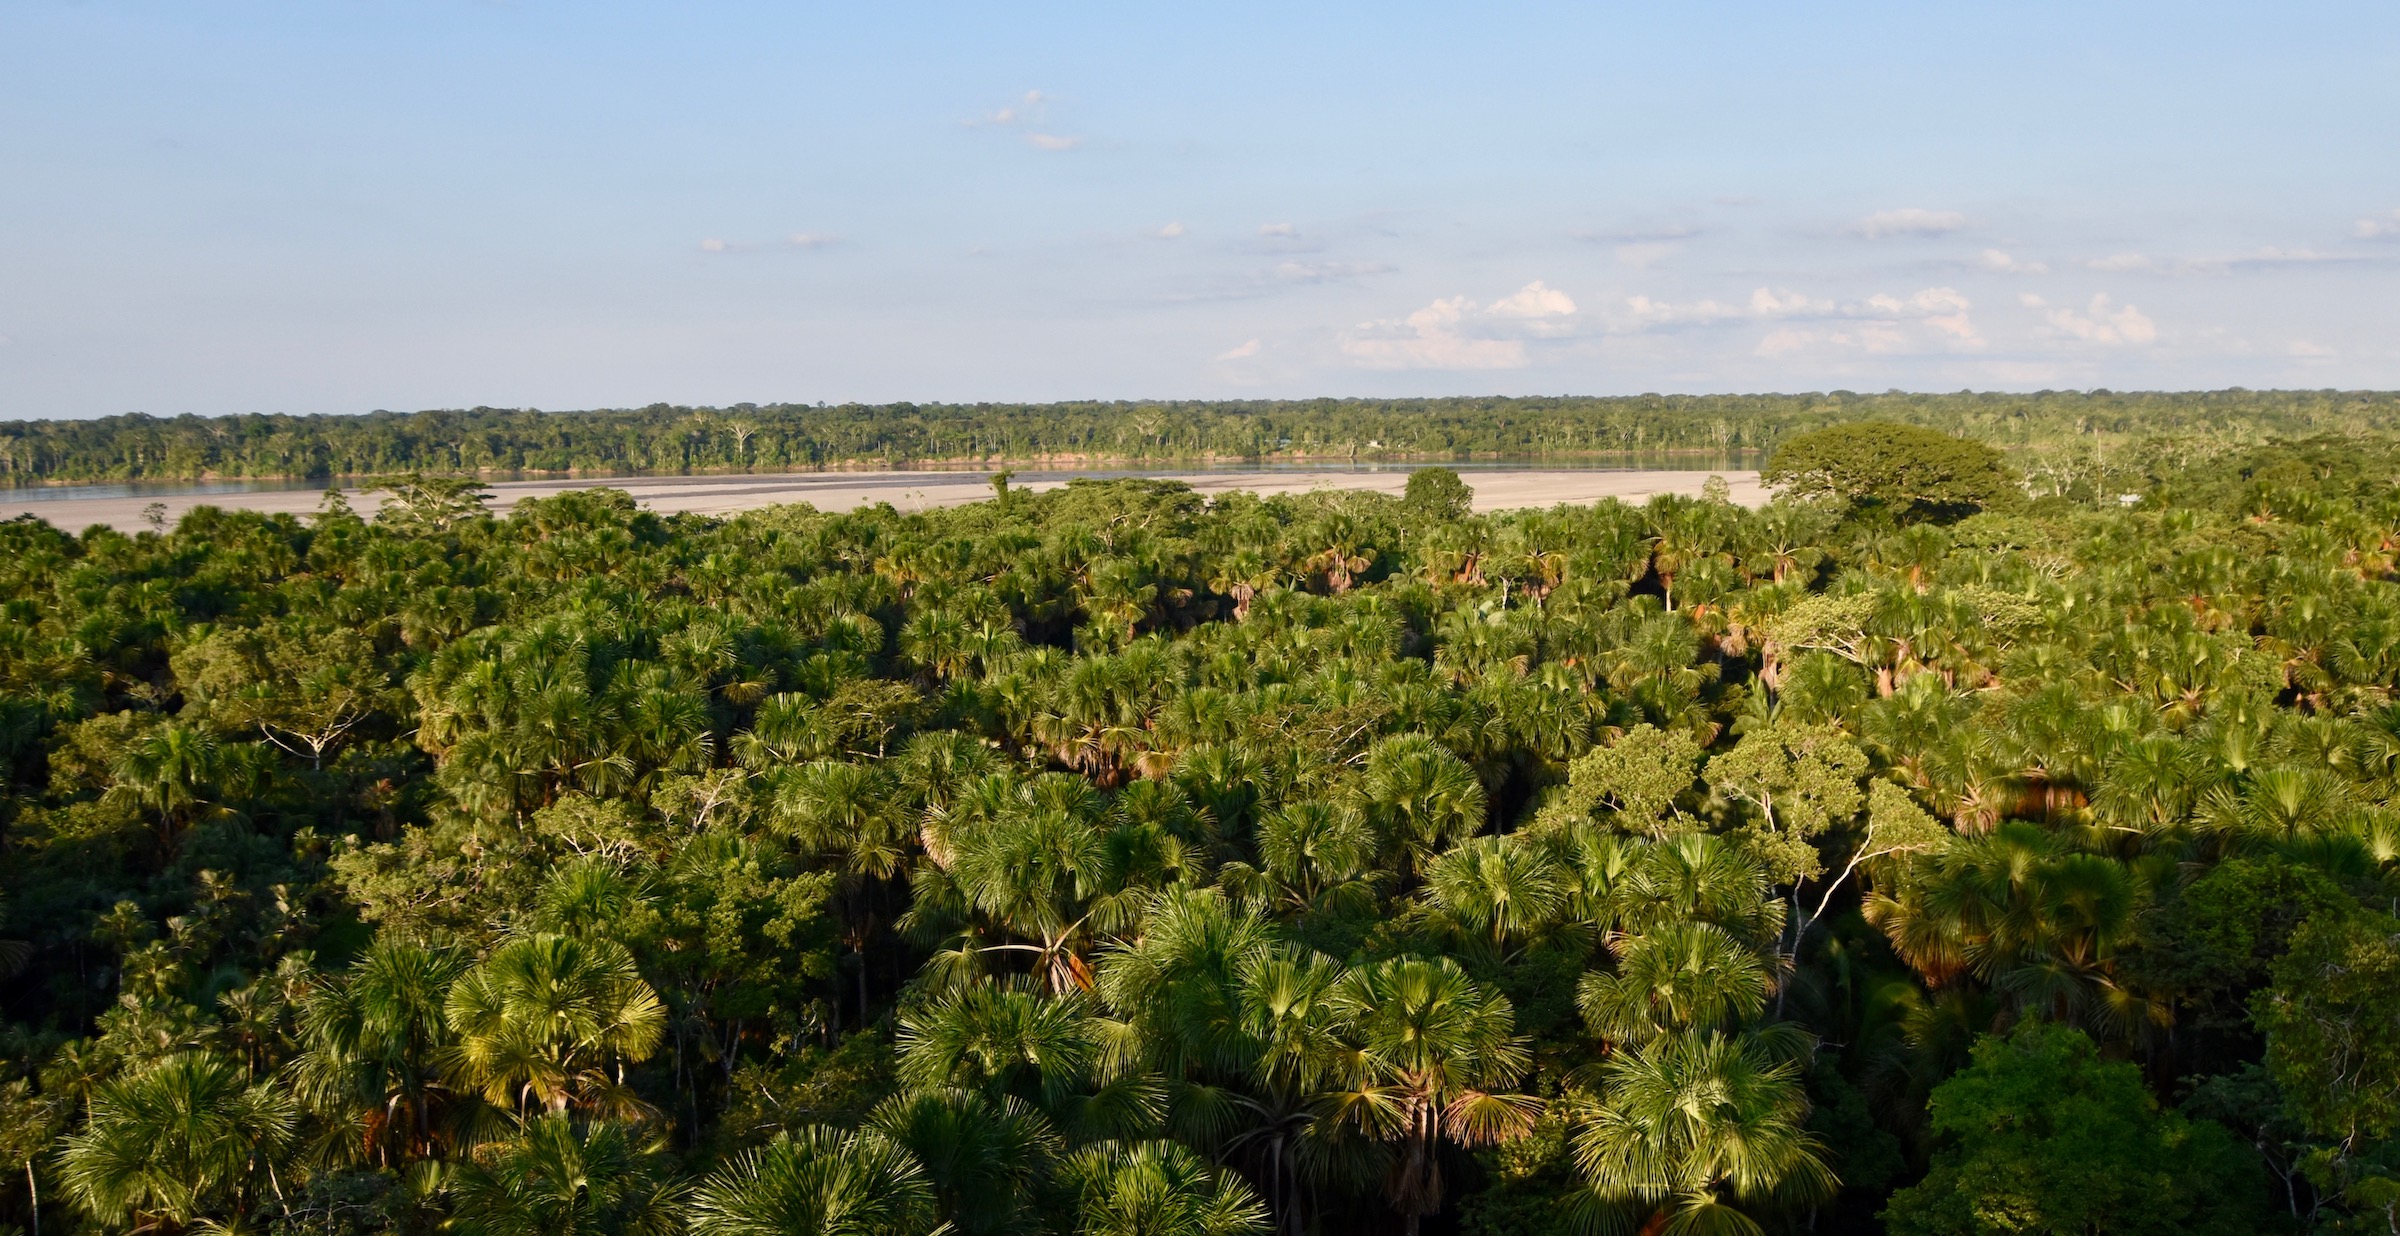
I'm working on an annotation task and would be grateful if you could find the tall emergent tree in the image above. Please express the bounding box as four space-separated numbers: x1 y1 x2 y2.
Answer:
1761 421 2017 520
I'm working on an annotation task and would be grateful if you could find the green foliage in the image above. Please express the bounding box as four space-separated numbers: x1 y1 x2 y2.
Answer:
443 934 667 1117
58 1052 297 1231
5 390 2399 486
2254 908 2400 1223
688 1125 938 1236
1061 1140 1269 1236
8 434 2400 1235
1404 467 1476 520
447 1116 681 1236
1573 1029 1835 1234
1764 421 2018 519
1535 724 1702 837
1705 722 1868 886
1881 1022 2269 1236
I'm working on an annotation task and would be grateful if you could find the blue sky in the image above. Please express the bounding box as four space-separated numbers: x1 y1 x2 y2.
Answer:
3 1 2397 418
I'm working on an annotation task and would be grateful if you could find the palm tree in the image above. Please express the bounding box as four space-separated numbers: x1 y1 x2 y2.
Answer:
773 759 911 1025
1613 833 1787 946
0 1074 67 1236
1572 1030 1835 1236
1094 887 1281 1084
291 939 472 1167
895 982 1101 1111
1862 823 2157 1034
1578 921 1772 1046
688 1126 942 1236
1643 499 1735 613
1219 801 1384 922
1079 557 1160 648
447 1114 681 1236
1210 546 1285 621
107 723 220 851
1360 735 1488 880
1301 513 1375 595
57 1052 296 1234
1421 835 1568 952
1093 889 1369 1235
1062 1140 1270 1236
1744 502 1832 585
869 1087 1059 1236
1322 957 1538 1236
945 775 1138 993
531 860 658 940
442 934 666 1118
1224 948 1371 1236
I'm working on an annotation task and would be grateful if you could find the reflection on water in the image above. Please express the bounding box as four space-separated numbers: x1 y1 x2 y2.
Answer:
3 478 338 503
5 454 1763 503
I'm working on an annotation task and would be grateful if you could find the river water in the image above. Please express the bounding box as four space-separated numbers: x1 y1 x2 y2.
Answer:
7 458 1771 531
1 454 1763 504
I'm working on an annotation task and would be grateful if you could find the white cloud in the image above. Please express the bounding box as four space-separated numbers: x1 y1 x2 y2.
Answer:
964 91 1082 149
1621 294 1746 326
1856 208 1969 239
1272 260 1391 284
1751 288 1982 357
2240 246 2340 265
701 234 837 254
2289 340 2336 358
1341 281 1577 370
1615 285 1973 344
1757 324 1912 357
1155 221 1186 239
1869 287 1980 342
1620 225 1702 242
1215 338 1262 361
1978 249 2049 274
2353 210 2400 239
1617 287 1840 328
1258 222 1297 237
2087 252 2157 273
1488 280 1577 318
968 90 1047 127
2085 247 2362 276
1751 287 1835 317
2042 294 2157 345
1619 283 1981 356
1575 224 1699 268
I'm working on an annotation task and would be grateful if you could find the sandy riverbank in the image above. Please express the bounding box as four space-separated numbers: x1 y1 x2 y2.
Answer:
6 469 1767 533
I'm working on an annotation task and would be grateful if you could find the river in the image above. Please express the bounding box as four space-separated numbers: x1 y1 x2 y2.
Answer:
6 459 1769 531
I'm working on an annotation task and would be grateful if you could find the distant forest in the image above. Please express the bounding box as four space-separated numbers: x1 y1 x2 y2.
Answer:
3 389 2397 487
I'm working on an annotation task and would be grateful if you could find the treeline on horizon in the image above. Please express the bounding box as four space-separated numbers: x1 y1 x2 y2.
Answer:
4 428 2400 1235
3 388 2397 486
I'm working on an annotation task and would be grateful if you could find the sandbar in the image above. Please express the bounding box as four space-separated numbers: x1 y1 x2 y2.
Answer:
5 469 1766 533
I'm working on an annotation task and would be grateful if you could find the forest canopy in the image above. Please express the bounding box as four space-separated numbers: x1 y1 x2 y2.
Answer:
3 434 2400 1234
3 388 2399 489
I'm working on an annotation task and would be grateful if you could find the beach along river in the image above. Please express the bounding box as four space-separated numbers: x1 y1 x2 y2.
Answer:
6 462 1767 531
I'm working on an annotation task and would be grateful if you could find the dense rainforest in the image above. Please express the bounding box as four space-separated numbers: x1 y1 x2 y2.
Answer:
3 388 2399 488
3 427 2400 1236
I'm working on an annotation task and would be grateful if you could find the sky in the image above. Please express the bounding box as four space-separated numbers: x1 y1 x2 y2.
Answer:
2 1 2398 419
